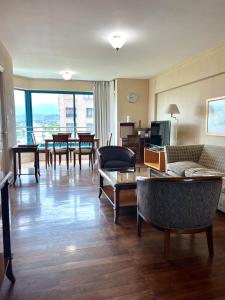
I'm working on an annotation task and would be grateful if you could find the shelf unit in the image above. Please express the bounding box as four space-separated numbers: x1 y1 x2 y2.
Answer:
0 172 15 287
144 148 165 172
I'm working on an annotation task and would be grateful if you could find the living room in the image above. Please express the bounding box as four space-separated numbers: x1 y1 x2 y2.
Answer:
1 1 225 299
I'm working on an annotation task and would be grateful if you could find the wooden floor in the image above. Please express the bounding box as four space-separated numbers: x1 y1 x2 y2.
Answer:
1 161 225 299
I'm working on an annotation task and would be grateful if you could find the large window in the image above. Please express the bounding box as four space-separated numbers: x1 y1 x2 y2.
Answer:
14 90 94 143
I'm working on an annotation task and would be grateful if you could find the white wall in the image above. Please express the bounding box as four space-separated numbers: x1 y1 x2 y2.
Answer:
149 42 225 146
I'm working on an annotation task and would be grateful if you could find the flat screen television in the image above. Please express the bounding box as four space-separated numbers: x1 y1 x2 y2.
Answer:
150 120 171 148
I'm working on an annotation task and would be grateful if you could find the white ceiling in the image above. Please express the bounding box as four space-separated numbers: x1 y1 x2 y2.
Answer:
1 0 225 81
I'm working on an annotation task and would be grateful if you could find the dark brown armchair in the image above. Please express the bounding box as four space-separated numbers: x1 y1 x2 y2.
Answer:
97 146 136 170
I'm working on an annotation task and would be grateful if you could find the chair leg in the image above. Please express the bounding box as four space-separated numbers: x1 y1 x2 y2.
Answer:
79 154 81 170
137 212 142 237
50 153 52 166
90 154 93 170
206 226 214 256
54 154 56 170
66 153 69 170
73 152 76 167
59 154 61 165
164 230 170 259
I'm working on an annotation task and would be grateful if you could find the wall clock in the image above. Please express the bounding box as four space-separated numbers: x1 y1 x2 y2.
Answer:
127 93 138 103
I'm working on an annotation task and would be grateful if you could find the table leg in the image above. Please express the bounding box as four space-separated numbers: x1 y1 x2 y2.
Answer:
99 174 103 198
18 152 21 177
35 151 39 183
114 188 120 224
45 141 48 169
1 181 15 283
37 151 40 176
13 151 17 184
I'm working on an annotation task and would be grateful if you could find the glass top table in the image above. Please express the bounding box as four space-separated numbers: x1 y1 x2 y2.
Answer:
98 167 151 223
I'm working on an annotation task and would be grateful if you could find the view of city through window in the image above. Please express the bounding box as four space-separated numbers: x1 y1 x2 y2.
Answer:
14 90 94 143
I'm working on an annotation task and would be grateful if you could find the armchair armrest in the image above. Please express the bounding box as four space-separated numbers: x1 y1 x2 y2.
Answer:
165 145 204 163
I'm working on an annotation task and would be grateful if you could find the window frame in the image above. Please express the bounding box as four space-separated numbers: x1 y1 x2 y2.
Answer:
14 89 94 143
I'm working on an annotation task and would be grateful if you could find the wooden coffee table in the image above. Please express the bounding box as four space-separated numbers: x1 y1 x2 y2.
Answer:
98 167 150 223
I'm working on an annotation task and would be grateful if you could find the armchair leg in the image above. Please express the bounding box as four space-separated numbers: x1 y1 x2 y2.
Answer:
206 225 214 256
164 230 170 259
137 212 142 237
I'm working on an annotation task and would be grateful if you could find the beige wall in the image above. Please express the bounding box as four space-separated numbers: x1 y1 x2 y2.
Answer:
0 40 16 172
149 42 225 146
14 75 94 92
116 77 149 128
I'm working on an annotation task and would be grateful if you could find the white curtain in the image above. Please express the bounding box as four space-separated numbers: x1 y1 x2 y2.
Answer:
94 81 111 146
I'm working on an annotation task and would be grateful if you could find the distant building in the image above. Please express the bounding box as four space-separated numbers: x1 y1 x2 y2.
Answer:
58 94 94 134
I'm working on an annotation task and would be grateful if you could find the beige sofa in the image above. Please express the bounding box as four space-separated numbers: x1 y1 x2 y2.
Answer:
165 145 225 213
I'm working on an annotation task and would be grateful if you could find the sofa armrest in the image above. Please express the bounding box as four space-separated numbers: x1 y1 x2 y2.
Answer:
165 145 204 163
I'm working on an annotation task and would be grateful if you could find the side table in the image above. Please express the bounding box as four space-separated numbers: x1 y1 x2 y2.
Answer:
12 145 40 184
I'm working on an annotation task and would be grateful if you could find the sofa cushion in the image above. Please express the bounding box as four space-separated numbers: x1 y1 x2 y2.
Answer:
184 167 225 177
166 161 204 176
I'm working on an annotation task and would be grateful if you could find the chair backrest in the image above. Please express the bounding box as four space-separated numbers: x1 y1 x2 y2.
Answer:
58 132 72 137
77 132 91 137
137 176 222 230
97 146 136 170
78 134 95 149
106 133 112 146
31 132 37 144
52 134 69 151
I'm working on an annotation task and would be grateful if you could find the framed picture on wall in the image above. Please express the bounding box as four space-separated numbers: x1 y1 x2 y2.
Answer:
206 96 225 136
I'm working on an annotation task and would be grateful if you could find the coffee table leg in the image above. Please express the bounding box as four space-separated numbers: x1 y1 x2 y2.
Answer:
99 174 103 198
114 188 119 224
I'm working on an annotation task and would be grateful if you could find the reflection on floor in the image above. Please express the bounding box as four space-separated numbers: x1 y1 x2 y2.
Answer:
1 160 225 299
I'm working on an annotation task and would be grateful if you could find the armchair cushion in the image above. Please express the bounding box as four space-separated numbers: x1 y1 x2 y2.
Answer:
103 160 134 169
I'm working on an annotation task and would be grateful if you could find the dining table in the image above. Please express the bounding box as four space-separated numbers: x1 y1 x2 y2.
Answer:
44 138 100 168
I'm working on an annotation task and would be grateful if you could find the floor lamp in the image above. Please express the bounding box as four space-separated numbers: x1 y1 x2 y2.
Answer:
166 104 180 145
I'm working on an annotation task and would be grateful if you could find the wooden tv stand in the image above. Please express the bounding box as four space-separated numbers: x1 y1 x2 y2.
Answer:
144 148 165 172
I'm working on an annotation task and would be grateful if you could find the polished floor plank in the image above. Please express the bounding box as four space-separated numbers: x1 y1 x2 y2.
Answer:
0 160 225 299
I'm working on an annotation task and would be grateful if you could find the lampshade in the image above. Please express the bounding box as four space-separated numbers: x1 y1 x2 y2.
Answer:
109 35 126 51
166 104 180 116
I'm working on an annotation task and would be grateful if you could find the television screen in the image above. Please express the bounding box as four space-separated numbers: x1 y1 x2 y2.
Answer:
150 120 171 147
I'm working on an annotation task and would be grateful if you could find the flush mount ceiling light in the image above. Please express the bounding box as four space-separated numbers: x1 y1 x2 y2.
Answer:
61 71 73 80
109 35 126 51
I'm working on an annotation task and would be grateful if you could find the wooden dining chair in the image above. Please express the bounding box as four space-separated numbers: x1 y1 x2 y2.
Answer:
73 134 95 170
57 132 75 161
50 134 70 170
